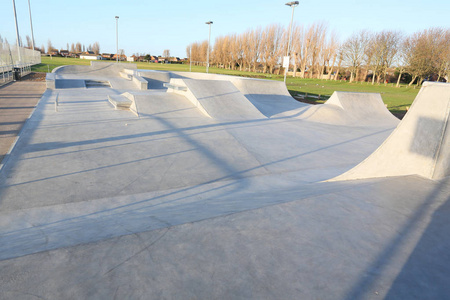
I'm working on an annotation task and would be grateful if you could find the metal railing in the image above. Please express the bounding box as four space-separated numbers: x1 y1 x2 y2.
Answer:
0 42 41 86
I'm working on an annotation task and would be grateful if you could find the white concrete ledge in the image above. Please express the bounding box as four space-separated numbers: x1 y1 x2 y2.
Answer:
108 94 132 109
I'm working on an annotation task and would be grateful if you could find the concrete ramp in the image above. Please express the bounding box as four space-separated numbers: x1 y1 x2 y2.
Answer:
139 70 171 89
297 91 400 127
131 92 204 118
53 62 136 77
231 77 305 117
54 79 86 89
332 82 450 181
168 79 266 120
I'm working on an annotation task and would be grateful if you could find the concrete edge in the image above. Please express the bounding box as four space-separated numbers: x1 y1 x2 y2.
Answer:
0 89 50 172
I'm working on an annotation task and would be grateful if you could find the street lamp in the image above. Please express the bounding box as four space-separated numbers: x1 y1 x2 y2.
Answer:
28 0 35 51
12 0 22 63
115 16 119 63
205 21 213 73
284 1 299 84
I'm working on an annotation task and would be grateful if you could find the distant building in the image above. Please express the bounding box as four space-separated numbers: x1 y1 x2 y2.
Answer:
102 53 113 60
80 53 102 60
112 54 127 61
127 55 137 62
60 50 69 57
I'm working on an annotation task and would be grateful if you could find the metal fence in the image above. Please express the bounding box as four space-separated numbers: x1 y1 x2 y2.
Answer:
1 42 41 85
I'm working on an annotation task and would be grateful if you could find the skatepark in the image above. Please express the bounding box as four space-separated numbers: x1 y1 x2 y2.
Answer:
0 61 449 299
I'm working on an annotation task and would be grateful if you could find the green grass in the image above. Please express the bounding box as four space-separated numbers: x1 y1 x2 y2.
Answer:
32 56 91 72
33 56 419 116
283 78 419 116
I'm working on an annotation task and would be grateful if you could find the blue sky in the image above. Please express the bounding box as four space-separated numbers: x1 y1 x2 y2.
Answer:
1 0 449 58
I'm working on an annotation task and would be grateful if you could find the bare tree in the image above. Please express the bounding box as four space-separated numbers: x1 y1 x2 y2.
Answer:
367 31 402 84
92 42 100 54
163 49 170 60
260 24 284 74
322 32 339 80
404 28 443 86
26 35 32 48
40 44 45 54
394 37 410 87
290 24 304 77
434 28 450 81
342 30 371 82
47 39 53 52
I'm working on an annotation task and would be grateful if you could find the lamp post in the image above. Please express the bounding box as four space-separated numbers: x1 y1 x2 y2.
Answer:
115 16 119 63
28 0 35 51
284 1 299 84
205 21 213 73
12 0 22 64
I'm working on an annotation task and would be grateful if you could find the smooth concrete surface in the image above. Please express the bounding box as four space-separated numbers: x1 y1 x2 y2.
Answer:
0 66 449 299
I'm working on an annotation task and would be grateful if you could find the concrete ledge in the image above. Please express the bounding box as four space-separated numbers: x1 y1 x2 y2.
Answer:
119 71 132 80
163 83 187 91
132 74 148 90
108 94 132 109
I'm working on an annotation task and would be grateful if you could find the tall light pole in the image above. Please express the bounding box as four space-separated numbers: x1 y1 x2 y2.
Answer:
115 16 119 63
28 0 35 51
284 1 299 84
205 21 213 73
12 0 22 63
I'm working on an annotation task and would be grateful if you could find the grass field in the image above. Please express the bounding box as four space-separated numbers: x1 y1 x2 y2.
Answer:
33 56 420 116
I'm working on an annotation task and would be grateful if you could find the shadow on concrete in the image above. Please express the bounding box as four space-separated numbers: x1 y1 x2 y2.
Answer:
344 177 450 299
383 178 450 299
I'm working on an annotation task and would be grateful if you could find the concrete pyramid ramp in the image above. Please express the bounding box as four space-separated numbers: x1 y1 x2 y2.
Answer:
333 82 450 181
169 78 266 120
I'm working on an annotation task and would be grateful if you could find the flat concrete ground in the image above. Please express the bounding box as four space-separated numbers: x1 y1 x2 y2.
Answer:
0 81 46 163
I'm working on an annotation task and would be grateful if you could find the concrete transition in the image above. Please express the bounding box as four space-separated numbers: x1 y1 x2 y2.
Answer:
0 62 449 299
333 82 450 181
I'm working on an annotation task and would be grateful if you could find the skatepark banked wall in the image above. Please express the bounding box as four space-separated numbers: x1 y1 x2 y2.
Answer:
333 82 450 181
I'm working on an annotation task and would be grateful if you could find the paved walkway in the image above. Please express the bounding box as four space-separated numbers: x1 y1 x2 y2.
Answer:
0 81 45 164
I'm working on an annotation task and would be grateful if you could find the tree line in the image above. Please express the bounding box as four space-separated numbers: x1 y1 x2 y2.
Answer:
45 39 101 55
186 24 449 85
0 35 102 56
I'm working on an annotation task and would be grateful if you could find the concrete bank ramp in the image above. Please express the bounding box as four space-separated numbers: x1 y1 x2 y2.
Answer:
48 62 138 90
168 78 266 121
138 70 171 89
297 91 400 127
53 61 136 77
131 92 205 118
333 82 450 181
231 77 306 117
